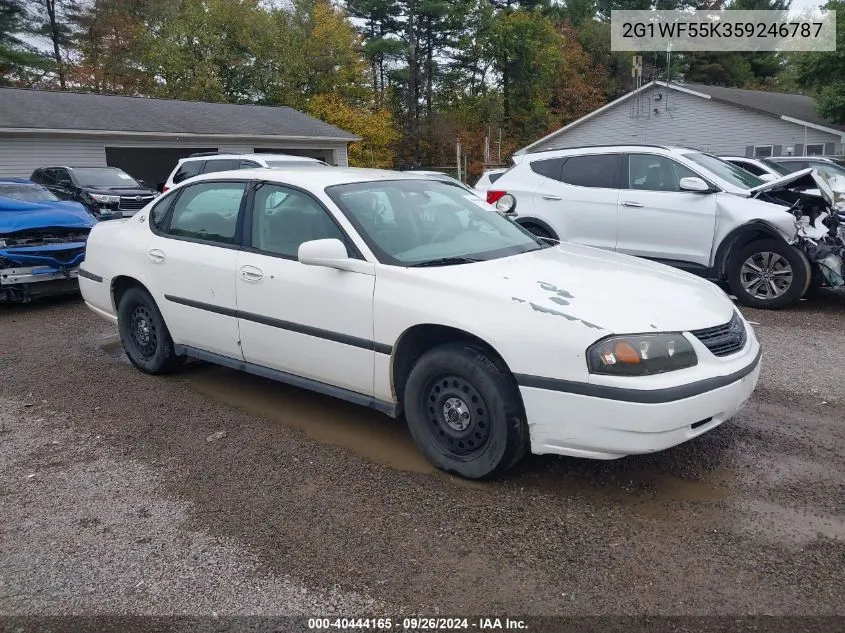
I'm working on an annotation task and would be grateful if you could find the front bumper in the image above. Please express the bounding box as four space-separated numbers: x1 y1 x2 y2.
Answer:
521 346 761 460
0 266 81 302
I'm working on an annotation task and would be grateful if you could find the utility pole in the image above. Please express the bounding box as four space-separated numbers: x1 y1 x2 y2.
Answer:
456 137 462 183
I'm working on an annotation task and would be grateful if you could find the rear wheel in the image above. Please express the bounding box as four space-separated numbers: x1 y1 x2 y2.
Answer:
727 239 809 309
403 343 528 479
117 287 182 374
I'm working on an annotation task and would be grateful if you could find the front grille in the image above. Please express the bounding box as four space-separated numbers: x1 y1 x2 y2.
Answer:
691 312 747 357
119 196 155 211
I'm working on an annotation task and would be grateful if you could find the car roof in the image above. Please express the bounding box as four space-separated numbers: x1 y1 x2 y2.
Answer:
0 177 36 184
183 167 446 189
181 153 322 162
523 144 705 158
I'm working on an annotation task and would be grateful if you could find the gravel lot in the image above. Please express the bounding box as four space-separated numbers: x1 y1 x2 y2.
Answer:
1 291 843 624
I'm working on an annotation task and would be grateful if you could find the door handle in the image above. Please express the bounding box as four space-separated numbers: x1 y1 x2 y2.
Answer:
147 248 166 264
621 201 644 208
541 195 563 201
239 266 264 282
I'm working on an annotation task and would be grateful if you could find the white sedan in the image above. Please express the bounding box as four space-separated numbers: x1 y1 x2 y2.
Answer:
79 168 761 478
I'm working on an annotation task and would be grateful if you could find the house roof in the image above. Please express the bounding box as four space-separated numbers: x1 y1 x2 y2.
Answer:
517 80 845 154
680 83 845 133
0 88 359 141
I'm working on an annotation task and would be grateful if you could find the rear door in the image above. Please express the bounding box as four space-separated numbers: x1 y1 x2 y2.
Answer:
144 179 247 359
616 153 717 267
531 153 621 251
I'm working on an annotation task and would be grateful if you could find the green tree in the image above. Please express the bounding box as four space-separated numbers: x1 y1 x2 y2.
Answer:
0 0 51 85
491 8 562 143
29 0 81 89
795 0 845 123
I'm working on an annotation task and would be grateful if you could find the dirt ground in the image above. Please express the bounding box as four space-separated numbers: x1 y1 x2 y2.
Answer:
1 291 843 625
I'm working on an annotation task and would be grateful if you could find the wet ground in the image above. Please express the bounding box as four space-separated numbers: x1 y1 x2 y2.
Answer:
1 291 844 619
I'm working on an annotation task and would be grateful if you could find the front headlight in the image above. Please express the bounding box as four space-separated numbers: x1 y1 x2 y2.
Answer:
587 333 697 376
90 194 120 204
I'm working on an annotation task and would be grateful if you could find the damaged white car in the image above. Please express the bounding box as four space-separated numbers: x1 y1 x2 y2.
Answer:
79 168 760 478
489 146 845 308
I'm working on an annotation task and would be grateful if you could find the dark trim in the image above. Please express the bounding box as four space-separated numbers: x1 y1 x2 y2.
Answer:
642 258 716 279
514 217 559 240
515 348 761 404
164 294 237 317
163 294 392 354
77 268 102 283
173 345 399 417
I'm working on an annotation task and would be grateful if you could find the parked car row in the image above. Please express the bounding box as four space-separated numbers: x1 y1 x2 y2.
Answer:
481 145 844 309
1 152 327 303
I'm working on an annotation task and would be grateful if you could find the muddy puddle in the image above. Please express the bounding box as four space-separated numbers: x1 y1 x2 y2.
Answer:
183 364 438 475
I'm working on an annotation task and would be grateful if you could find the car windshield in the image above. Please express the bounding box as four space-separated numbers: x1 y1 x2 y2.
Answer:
760 159 792 176
0 183 60 202
72 168 140 187
264 160 326 168
682 152 764 189
327 179 545 266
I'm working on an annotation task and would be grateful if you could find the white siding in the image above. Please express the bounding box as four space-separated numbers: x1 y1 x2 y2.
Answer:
533 85 844 156
0 133 349 177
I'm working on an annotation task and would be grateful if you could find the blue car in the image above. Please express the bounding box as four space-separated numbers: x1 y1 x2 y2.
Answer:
0 178 97 303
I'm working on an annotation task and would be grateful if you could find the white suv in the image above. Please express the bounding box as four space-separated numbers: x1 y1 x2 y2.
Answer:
162 153 328 192
490 145 844 309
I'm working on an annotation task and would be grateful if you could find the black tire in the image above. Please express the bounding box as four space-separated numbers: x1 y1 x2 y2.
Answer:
117 286 182 374
727 239 809 309
403 343 528 479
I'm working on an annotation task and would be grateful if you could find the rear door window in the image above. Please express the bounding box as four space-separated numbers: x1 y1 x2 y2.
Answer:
559 154 621 188
165 181 247 245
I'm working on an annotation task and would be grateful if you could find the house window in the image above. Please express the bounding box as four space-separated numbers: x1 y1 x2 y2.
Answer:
753 145 774 158
805 143 825 156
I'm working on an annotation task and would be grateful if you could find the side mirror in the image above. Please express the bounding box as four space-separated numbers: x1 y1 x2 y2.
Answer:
679 177 712 193
758 173 776 182
298 238 353 270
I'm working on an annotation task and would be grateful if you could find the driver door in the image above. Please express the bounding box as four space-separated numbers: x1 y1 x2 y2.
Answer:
235 183 376 396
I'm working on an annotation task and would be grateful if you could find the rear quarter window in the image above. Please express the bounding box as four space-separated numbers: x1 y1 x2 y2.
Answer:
173 161 203 184
530 158 566 180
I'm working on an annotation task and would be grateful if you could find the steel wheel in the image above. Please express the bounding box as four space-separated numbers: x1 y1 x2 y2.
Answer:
127 304 158 360
740 251 793 300
425 374 492 459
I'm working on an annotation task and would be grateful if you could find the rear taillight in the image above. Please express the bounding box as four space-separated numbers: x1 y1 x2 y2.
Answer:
487 190 507 205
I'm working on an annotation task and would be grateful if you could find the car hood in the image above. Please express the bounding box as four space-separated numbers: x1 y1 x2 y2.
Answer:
414 243 736 334
0 198 96 233
747 168 836 207
82 186 157 196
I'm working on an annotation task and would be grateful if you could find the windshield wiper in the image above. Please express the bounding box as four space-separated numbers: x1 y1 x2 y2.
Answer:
407 256 482 268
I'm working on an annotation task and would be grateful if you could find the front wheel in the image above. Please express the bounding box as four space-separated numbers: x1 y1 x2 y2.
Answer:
727 239 809 309
403 343 528 479
117 287 182 374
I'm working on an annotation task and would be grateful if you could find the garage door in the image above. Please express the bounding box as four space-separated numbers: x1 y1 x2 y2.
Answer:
105 147 217 192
